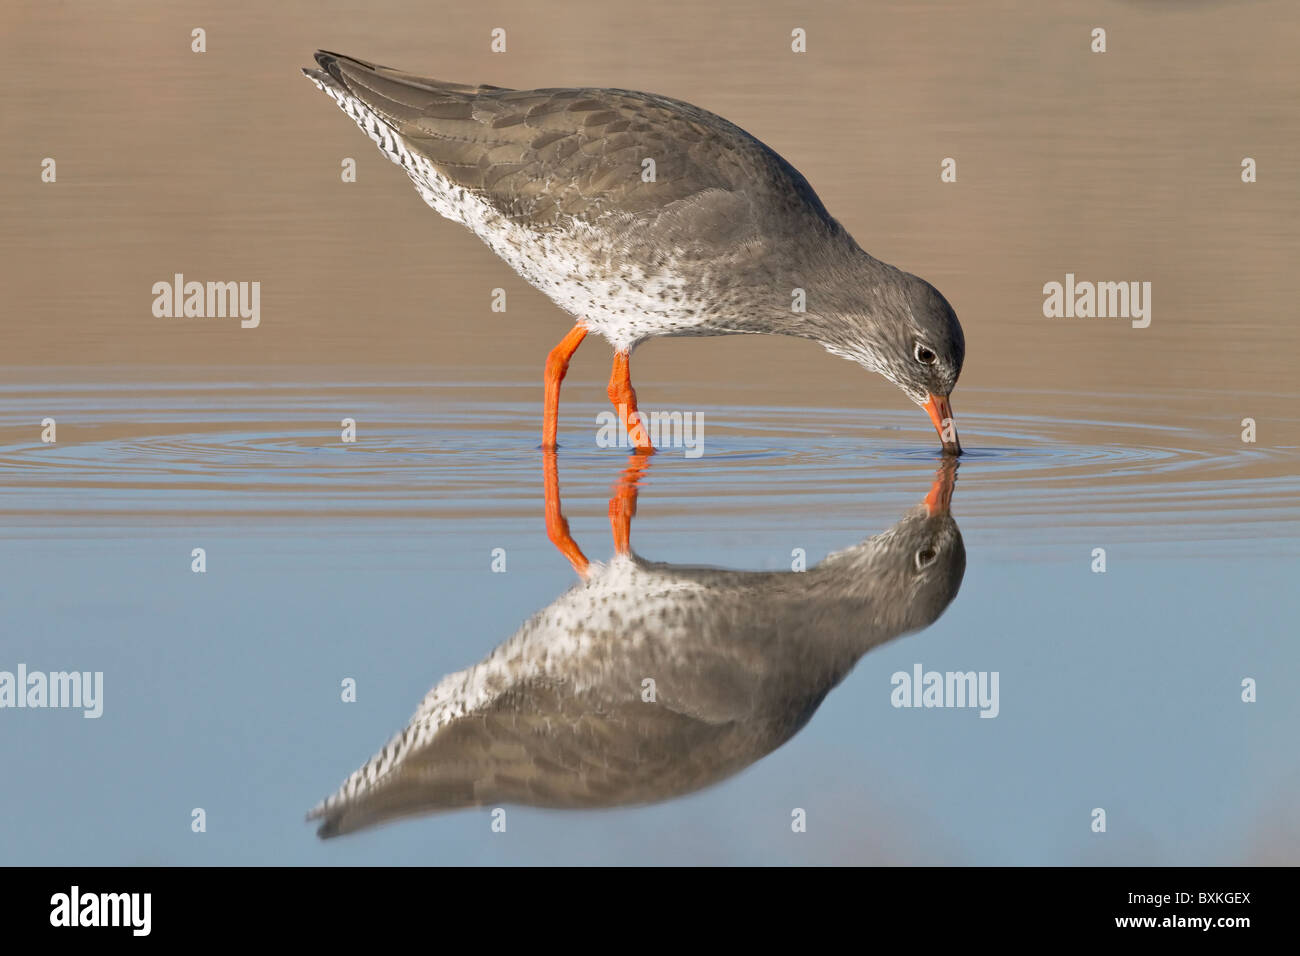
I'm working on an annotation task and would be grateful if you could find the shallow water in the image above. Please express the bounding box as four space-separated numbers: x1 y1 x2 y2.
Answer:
1 375 1297 864
3 377 1295 538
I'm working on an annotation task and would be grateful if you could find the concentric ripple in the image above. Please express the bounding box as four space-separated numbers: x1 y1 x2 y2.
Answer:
0 379 1295 545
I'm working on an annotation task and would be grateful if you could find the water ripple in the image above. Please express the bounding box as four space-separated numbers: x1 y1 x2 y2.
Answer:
0 382 1294 539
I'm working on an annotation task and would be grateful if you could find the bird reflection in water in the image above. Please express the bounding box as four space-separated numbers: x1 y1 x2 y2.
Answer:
309 455 965 838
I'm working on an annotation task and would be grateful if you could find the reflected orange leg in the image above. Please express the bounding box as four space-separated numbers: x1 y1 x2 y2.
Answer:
606 352 654 453
609 451 652 555
543 448 589 577
543 325 588 448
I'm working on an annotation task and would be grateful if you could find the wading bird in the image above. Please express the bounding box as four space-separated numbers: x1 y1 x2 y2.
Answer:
304 51 965 454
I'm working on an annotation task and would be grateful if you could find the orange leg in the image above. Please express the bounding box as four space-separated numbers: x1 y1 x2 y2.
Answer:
606 352 654 452
543 448 589 577
609 451 652 555
543 325 588 448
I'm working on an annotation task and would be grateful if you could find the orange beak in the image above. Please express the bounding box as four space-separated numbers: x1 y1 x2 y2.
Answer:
923 394 962 456
923 458 958 516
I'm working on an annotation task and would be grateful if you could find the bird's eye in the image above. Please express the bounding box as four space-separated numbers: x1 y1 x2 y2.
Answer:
914 547 938 571
914 344 938 365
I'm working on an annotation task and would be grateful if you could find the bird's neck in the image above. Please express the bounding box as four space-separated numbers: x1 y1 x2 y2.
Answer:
759 235 902 347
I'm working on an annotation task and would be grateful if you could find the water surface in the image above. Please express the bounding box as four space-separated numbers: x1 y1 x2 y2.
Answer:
1 376 1296 864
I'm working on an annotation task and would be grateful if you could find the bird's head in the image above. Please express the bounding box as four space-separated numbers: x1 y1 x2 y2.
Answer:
811 459 965 637
810 265 966 454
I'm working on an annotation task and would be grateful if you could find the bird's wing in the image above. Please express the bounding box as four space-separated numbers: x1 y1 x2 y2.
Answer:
307 681 759 838
303 50 833 238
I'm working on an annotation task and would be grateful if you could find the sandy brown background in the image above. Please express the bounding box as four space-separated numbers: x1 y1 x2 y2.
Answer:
3 0 1297 421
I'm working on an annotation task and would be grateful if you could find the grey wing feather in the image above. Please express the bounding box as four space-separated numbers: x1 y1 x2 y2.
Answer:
305 50 833 238
308 681 758 838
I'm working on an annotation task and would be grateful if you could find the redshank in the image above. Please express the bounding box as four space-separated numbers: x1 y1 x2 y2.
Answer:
307 456 963 836
303 51 965 454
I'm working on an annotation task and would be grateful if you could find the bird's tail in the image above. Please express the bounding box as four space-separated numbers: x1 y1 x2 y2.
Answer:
301 50 511 183
302 49 506 121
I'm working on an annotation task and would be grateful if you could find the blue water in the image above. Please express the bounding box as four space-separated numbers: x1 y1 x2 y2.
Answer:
1 378 1297 864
